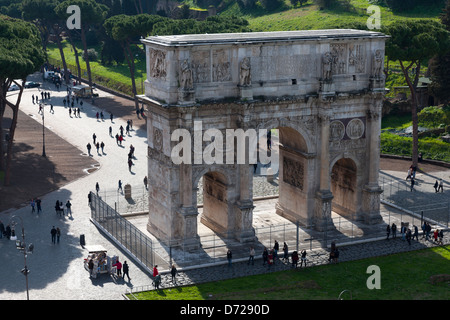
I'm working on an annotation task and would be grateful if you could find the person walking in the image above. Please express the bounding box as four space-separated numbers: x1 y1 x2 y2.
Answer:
144 176 148 190
88 192 92 207
153 265 161 289
128 158 133 172
406 166 412 180
267 250 274 270
0 220 5 239
66 200 72 218
122 261 131 281
36 198 41 213
300 250 307 267
87 143 92 156
262 248 268 266
56 227 61 244
30 199 35 213
410 177 415 191
333 247 340 263
170 264 177 284
88 259 94 277
433 229 439 243
92 133 97 145
118 180 123 193
386 224 390 240
391 223 397 239
248 246 255 266
227 249 232 267
100 141 105 154
426 222 432 240
438 179 444 193
51 226 57 244
438 229 444 245
291 251 299 268
421 222 427 239
283 242 289 263
413 225 419 241
273 240 279 264
110 113 113 123
434 180 439 193
96 182 100 195
96 142 100 155
406 228 412 245
113 259 122 277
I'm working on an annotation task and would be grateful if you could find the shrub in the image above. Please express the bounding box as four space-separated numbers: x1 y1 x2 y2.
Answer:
83 48 99 62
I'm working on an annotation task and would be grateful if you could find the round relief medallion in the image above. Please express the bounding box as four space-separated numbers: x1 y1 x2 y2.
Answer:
346 118 365 140
329 120 345 141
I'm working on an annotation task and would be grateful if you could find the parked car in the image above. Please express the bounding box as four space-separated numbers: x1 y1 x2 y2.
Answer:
24 81 40 88
8 84 19 91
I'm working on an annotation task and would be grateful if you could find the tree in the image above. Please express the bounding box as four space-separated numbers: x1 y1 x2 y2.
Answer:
429 0 450 104
260 0 284 11
0 15 45 185
104 14 166 111
55 0 109 90
21 0 71 84
384 19 450 166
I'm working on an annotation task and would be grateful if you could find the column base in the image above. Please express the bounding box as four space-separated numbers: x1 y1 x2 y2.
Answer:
362 185 383 224
235 200 256 243
313 190 334 232
179 206 201 251
238 85 253 101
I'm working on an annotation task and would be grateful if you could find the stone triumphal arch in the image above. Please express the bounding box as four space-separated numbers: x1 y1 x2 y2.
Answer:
138 30 388 250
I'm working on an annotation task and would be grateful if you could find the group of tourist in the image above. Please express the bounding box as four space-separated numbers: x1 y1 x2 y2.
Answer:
386 221 444 245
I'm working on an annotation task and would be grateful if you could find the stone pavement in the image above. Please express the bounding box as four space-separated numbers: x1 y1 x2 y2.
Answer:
0 74 448 300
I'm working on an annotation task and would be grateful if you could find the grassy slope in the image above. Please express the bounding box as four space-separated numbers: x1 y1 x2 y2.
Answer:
220 0 443 31
130 245 450 300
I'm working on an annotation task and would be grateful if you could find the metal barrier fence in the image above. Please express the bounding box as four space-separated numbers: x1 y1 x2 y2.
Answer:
140 206 436 269
380 174 450 227
89 191 166 273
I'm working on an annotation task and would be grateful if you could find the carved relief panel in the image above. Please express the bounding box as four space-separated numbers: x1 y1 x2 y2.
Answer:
282 156 304 190
330 43 347 75
348 44 366 74
192 51 211 83
149 49 167 79
212 49 231 82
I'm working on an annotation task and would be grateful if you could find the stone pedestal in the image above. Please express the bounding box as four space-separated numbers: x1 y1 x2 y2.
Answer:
313 190 334 231
361 185 383 224
319 80 335 98
369 76 385 93
234 200 256 243
178 88 195 104
179 206 201 251
239 85 253 101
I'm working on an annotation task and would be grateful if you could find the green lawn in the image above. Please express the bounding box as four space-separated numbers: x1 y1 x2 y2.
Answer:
128 245 450 300
46 40 147 96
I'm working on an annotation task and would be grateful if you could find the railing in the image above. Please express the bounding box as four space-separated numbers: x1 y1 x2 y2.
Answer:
89 191 166 273
380 174 450 227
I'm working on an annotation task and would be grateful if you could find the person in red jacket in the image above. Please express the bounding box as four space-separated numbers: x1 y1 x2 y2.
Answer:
153 265 161 289
113 259 122 277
